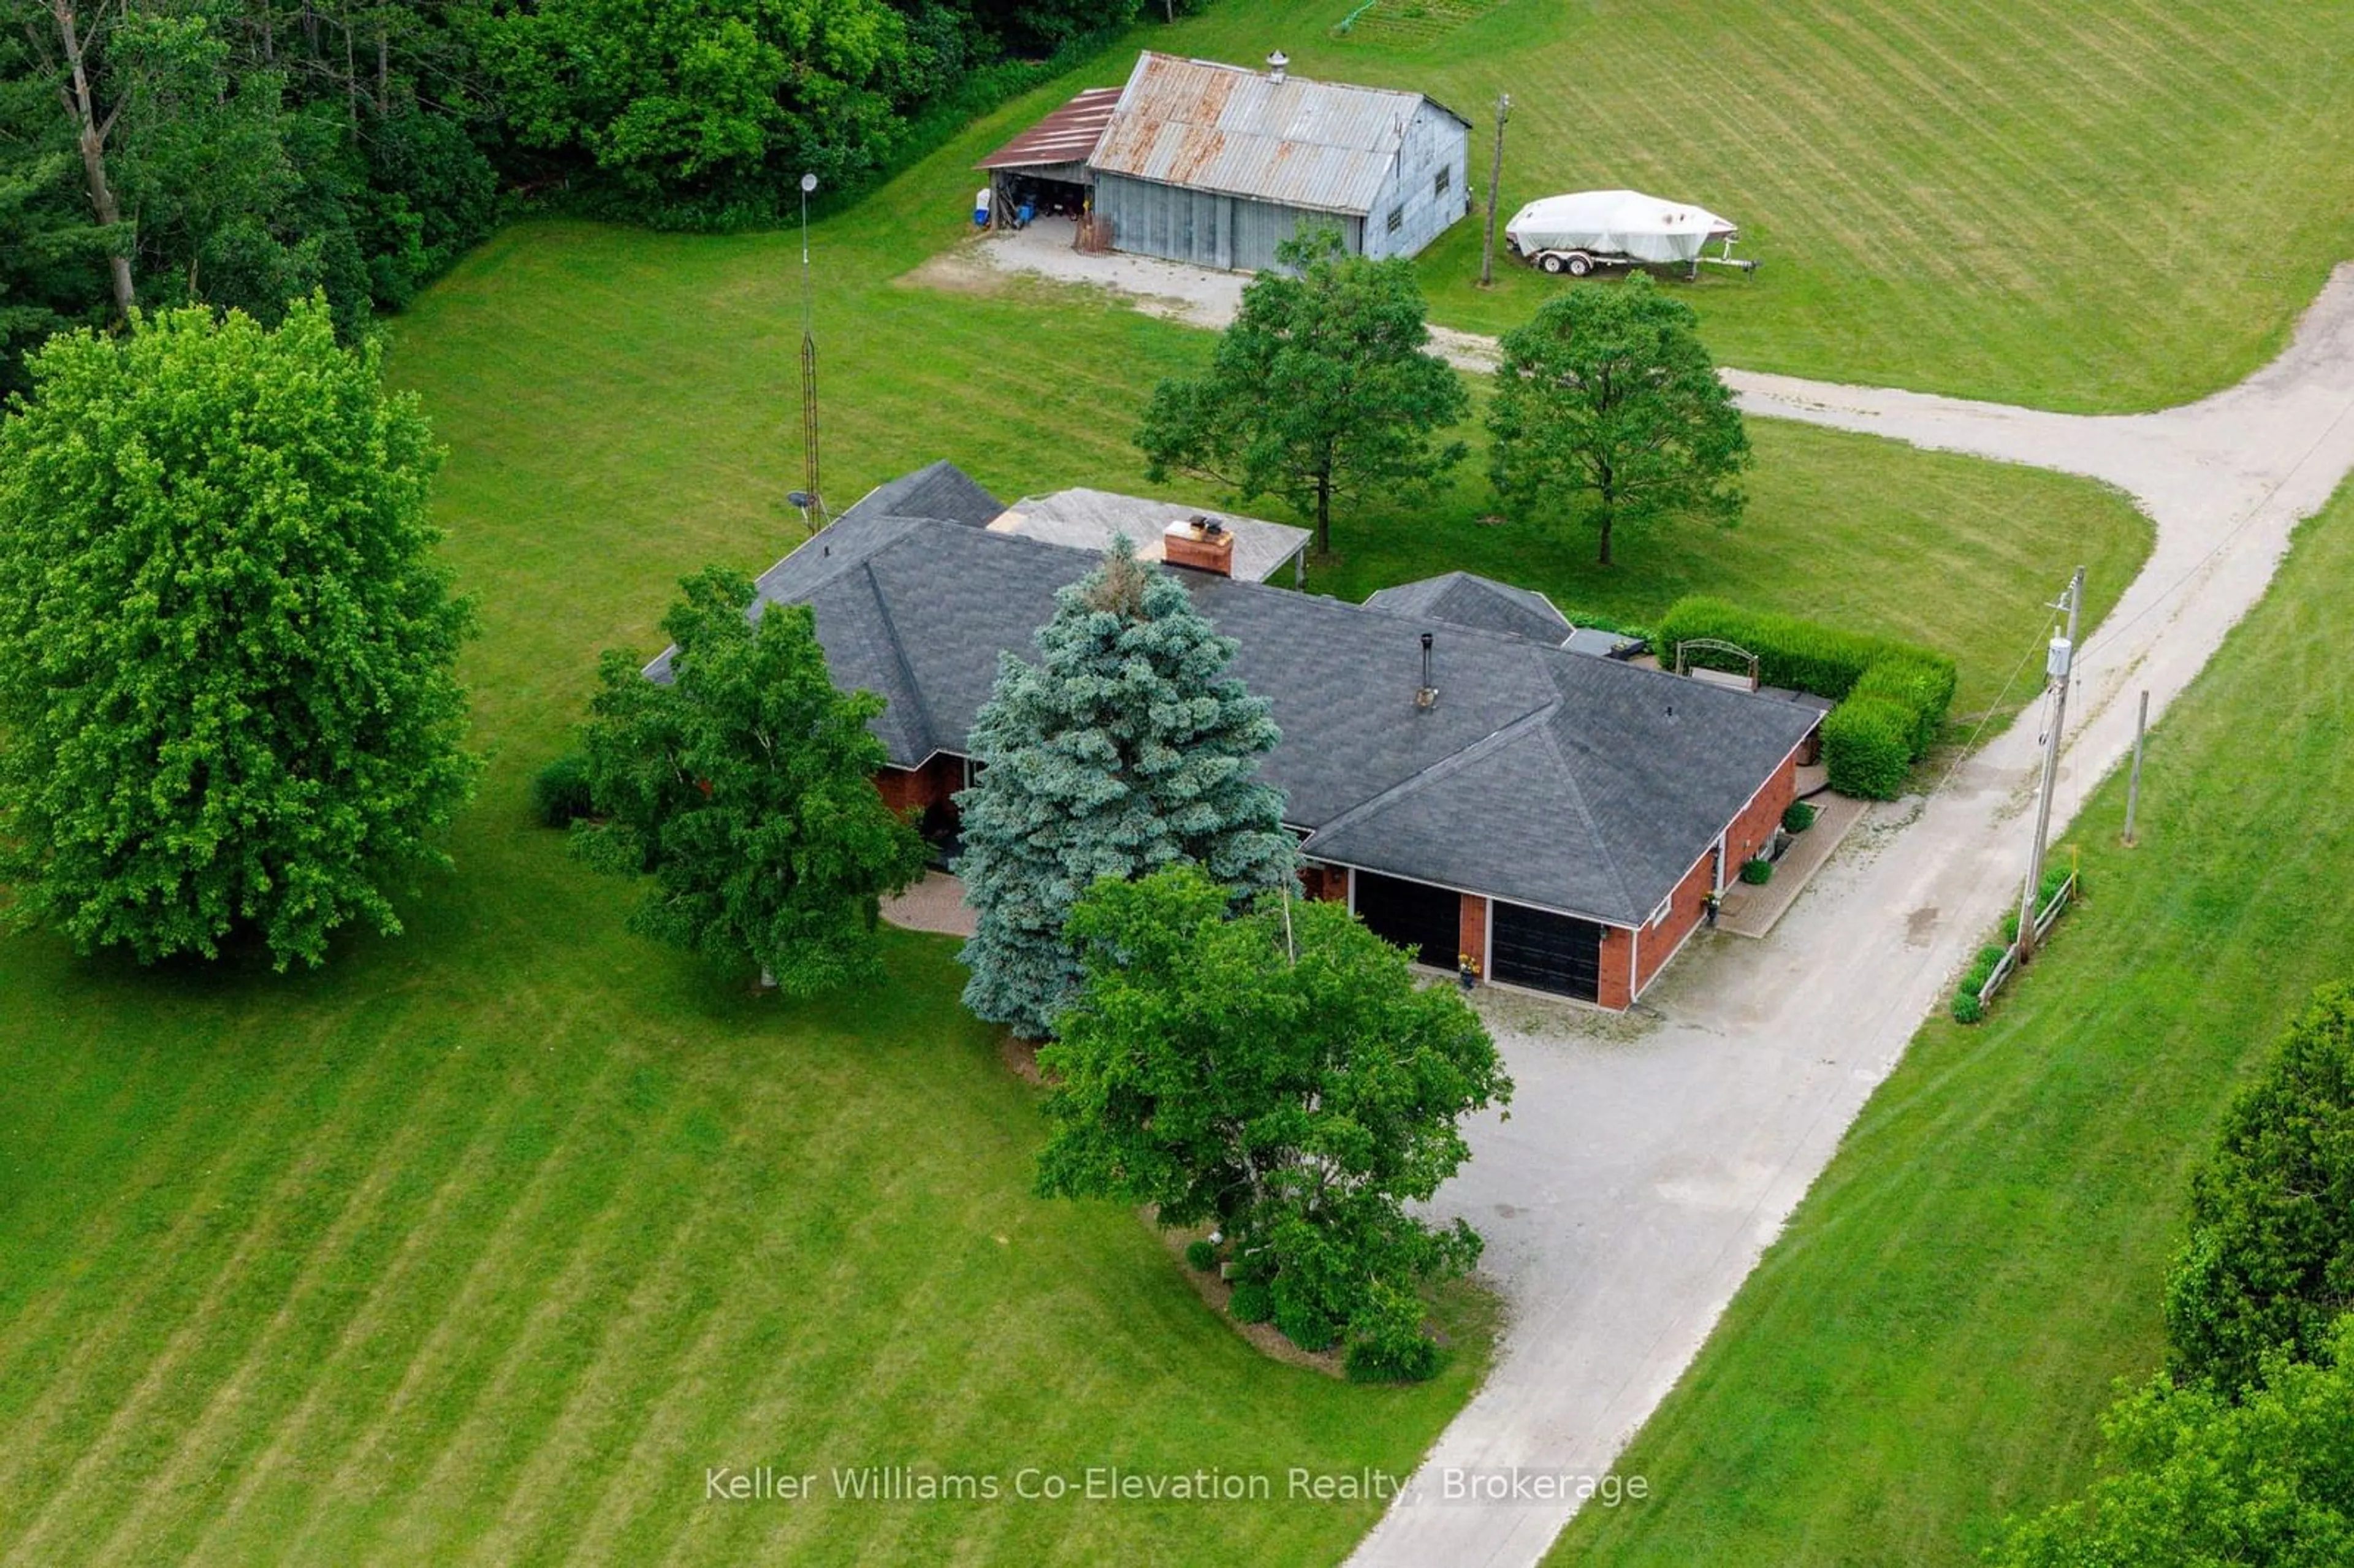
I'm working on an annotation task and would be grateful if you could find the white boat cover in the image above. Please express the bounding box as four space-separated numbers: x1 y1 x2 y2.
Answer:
1505 189 1737 264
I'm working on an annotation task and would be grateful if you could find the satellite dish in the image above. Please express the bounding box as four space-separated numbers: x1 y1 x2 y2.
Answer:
800 172 818 193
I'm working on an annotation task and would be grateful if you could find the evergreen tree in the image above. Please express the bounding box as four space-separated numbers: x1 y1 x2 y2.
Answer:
2167 983 2354 1395
954 539 1293 1038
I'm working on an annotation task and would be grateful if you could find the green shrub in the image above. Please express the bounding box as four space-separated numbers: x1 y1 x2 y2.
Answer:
1853 657 1957 759
1782 800 1817 833
1227 1282 1273 1324
1274 1301 1337 1352
1823 695 1914 799
531 752 594 826
1184 1238 1218 1273
1346 1332 1442 1383
1739 858 1773 886
1560 609 1653 649
1953 942 2008 1024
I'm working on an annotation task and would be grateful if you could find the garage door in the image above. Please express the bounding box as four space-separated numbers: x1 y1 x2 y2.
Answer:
1490 900 1603 1001
1351 871 1461 969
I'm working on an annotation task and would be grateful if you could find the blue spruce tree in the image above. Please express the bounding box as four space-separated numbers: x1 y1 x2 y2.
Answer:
954 539 1295 1038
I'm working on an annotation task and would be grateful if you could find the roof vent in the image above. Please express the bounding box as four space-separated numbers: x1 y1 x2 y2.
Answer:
1267 49 1289 85
1416 631 1438 709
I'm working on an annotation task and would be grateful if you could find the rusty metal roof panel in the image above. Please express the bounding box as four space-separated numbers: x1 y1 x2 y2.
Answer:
975 86 1122 171
1089 52 1439 216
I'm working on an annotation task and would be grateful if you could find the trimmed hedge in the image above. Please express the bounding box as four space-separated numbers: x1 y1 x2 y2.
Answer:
1559 608 1653 650
1658 598 1958 795
1853 657 1958 759
1739 858 1774 886
1658 596 1951 701
1821 695 1914 799
1782 800 1818 833
1185 1238 1219 1273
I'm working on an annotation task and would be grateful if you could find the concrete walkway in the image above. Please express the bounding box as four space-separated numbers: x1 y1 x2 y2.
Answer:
1715 794 1867 939
883 870 977 938
937 232 2354 1566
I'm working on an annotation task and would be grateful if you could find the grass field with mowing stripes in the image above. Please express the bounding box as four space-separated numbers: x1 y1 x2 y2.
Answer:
0 10 2197 1556
1550 481 2354 1564
0 207 2148 1564
1007 0 2354 411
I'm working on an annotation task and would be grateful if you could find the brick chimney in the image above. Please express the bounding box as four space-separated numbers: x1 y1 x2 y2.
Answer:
1162 514 1234 576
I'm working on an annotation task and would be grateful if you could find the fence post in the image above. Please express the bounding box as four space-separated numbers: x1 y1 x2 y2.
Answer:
2122 689 2149 847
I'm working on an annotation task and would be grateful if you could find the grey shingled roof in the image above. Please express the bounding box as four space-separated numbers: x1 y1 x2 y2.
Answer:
841 459 1005 530
1362 572 1572 647
647 466 1818 927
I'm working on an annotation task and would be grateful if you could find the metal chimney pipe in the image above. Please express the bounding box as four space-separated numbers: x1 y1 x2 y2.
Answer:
1267 49 1289 84
1417 632 1437 708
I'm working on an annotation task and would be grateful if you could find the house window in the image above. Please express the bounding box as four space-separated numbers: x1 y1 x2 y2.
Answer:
1434 166 1450 198
1386 205 1403 235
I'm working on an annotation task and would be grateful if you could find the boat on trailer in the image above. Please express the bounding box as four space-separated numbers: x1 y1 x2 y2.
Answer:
1505 189 1758 278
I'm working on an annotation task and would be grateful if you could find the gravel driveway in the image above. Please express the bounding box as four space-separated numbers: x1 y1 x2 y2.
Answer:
945 230 2354 1566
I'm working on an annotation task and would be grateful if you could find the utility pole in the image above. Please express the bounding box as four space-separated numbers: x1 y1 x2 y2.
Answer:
1479 91 1510 287
2122 688 2149 847
2016 565 2084 965
798 172 821 517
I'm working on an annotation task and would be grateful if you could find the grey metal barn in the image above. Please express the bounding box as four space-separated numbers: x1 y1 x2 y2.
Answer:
976 51 1472 274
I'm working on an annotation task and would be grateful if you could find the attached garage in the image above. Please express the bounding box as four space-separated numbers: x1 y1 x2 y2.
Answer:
1489 900 1604 1003
1350 871 1461 970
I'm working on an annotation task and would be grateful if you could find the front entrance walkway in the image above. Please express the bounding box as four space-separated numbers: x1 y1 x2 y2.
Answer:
1716 792 1868 938
883 870 977 938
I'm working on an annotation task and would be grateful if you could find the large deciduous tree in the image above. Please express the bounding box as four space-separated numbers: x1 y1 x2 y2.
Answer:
572 566 928 995
0 295 478 966
954 539 1293 1040
1135 228 1469 555
1990 1316 2354 1567
1487 272 1749 566
1037 865 1512 1378
476 0 924 218
2166 983 2354 1396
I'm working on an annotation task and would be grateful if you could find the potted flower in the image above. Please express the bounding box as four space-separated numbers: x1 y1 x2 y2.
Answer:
1458 951 1480 990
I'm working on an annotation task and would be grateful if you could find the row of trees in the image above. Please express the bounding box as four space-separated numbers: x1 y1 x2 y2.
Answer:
1137 230 1750 568
1992 984 2354 1564
0 0 1160 386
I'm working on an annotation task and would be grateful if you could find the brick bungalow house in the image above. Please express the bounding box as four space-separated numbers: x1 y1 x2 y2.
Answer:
652 463 1819 1010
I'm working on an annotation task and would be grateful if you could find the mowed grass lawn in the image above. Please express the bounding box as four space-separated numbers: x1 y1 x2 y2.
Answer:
0 10 2206 1555
1082 0 2354 410
1550 480 2354 1566
0 132 2155 1566
417 219 2148 730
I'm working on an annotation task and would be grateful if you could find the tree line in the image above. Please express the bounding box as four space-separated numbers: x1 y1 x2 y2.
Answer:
1990 984 2354 1564
0 0 1161 389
